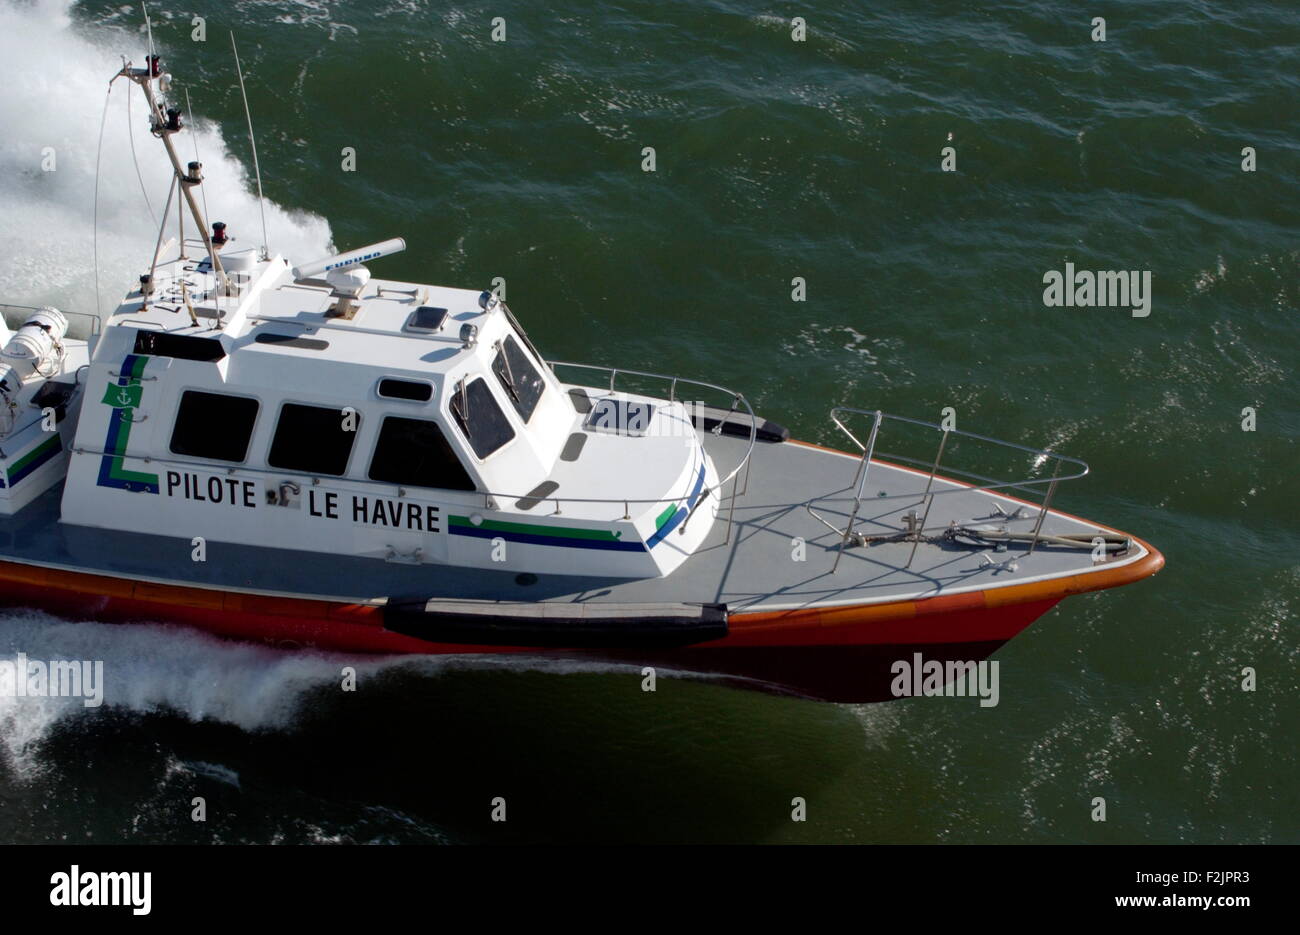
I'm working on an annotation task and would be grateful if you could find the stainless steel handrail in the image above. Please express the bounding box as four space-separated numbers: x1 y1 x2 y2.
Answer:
546 359 757 494
819 406 1091 566
827 407 1090 494
0 303 101 336
832 409 882 573
542 360 757 543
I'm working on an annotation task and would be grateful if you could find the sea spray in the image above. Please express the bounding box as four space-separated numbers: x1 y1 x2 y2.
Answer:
0 0 333 329
0 608 653 780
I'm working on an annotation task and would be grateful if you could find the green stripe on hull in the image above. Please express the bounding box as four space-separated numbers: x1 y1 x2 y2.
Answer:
97 354 160 493
8 434 61 475
449 514 622 541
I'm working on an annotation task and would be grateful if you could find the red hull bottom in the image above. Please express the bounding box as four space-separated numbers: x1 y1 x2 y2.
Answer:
625 597 1059 701
0 562 1062 702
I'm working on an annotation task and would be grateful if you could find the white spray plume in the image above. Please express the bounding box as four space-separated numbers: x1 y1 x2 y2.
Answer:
0 0 333 325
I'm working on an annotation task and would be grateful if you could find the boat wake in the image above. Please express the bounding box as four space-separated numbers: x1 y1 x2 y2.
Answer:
0 0 333 327
0 608 653 781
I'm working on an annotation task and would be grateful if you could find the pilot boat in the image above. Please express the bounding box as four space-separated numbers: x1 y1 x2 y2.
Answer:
0 54 1163 702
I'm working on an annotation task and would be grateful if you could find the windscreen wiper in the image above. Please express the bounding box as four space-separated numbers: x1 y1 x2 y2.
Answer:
494 340 521 402
451 376 470 423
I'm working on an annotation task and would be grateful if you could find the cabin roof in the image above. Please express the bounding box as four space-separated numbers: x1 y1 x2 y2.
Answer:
102 247 493 382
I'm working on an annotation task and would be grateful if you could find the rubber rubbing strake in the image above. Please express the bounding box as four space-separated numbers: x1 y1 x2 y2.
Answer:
383 599 728 647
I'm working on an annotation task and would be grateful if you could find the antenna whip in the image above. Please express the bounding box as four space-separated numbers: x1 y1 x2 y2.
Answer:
230 33 270 257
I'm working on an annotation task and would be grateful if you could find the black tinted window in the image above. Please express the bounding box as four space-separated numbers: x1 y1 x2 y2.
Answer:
268 403 358 476
368 416 475 491
492 334 546 423
450 377 515 459
378 378 433 402
170 391 258 462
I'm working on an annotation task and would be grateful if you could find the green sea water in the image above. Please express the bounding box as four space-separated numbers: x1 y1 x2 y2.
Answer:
0 0 1295 843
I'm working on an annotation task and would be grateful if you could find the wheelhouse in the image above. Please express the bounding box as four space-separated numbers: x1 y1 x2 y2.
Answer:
58 245 723 578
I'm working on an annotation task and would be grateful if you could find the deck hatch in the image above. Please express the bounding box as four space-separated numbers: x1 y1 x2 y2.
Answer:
405 306 449 333
586 398 654 436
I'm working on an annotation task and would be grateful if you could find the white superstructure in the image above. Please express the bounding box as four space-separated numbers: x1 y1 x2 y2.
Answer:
0 52 754 580
58 243 721 577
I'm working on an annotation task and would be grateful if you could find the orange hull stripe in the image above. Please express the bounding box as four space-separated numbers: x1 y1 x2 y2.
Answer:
0 559 384 626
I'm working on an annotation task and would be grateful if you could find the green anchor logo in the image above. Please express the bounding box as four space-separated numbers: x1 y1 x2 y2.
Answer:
101 384 143 409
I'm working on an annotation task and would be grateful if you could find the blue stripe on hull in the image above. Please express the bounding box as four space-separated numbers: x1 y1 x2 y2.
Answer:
647 464 707 548
7 438 63 486
449 524 647 552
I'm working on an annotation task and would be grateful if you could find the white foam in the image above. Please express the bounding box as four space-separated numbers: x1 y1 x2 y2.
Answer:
0 608 658 780
0 0 332 330
0 608 345 778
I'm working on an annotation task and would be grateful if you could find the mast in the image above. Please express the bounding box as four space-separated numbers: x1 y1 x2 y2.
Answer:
119 56 230 298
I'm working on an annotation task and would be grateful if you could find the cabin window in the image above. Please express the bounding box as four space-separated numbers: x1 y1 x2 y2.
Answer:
169 390 259 463
491 334 546 423
368 416 475 491
267 403 359 476
377 378 433 402
449 377 516 459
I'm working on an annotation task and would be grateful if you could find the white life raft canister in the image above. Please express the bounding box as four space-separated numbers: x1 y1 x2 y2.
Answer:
1 307 68 368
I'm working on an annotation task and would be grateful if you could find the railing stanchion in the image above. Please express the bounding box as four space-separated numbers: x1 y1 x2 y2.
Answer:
832 410 882 574
724 479 739 545
906 428 950 569
1027 459 1062 555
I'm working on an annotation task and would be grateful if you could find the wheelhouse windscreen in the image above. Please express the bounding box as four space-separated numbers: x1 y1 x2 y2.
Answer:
491 334 546 423
450 377 516 459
